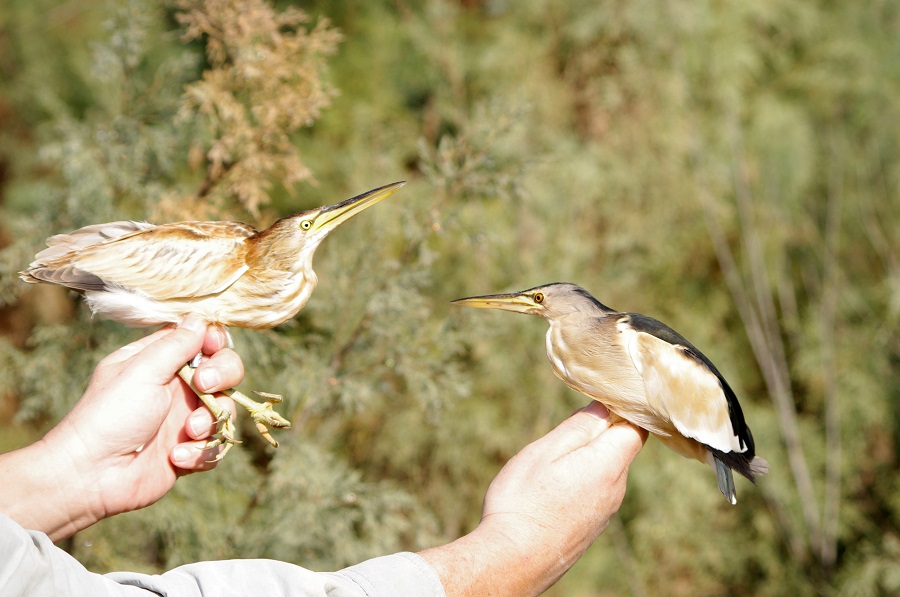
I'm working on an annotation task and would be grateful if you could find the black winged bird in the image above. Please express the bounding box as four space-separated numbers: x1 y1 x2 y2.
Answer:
454 282 768 504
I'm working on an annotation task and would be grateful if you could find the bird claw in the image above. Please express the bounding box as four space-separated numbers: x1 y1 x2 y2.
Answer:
249 391 290 427
246 391 291 448
255 422 280 448
200 414 241 462
204 438 238 462
252 390 284 404
224 388 291 448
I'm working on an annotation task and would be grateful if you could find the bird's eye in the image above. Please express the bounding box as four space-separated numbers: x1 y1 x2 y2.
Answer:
533 293 544 304
300 220 312 230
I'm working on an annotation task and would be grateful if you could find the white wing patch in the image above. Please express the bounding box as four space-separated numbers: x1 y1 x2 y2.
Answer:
622 324 745 454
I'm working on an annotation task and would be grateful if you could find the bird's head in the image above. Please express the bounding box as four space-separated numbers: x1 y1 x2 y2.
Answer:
453 283 614 321
263 181 405 269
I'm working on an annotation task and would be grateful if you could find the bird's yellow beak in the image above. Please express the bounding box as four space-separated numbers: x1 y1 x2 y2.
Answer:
452 292 540 315
312 181 405 233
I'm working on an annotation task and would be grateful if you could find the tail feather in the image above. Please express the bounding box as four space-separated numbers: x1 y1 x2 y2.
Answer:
714 456 737 505
707 449 768 505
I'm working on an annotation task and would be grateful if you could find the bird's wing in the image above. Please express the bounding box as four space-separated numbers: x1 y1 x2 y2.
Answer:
38 221 157 260
28 220 257 299
619 314 750 455
547 317 673 436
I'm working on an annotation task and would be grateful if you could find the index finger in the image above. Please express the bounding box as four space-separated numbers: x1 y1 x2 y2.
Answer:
103 325 177 366
531 401 613 460
582 421 648 469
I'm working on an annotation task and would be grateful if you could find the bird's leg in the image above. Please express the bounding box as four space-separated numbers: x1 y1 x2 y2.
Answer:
178 363 240 461
213 327 291 446
184 329 290 450
179 361 291 451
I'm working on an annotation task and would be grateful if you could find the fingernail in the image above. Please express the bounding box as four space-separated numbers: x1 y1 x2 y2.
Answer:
179 313 206 333
210 326 227 351
194 368 220 393
582 401 610 419
189 410 210 436
172 446 191 464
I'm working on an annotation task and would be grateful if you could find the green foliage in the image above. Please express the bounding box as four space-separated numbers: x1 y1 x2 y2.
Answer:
0 0 898 595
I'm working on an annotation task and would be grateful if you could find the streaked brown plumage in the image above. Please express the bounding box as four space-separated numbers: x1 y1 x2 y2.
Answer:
20 181 405 456
454 282 768 504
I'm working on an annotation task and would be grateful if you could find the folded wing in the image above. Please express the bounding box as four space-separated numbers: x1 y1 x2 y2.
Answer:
620 314 751 456
23 220 257 300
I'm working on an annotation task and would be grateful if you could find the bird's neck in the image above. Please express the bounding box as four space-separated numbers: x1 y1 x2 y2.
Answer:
233 268 318 329
284 271 318 313
249 228 318 275
545 320 573 382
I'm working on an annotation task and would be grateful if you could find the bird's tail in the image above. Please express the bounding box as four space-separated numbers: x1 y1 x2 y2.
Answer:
710 452 769 505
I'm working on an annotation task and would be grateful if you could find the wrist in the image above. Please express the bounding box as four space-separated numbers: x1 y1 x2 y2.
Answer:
0 427 105 541
419 519 562 597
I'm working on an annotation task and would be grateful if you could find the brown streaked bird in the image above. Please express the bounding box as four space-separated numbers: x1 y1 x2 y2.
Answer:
20 181 405 458
453 282 768 504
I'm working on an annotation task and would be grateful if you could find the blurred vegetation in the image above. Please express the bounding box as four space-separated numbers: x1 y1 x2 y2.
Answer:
0 0 897 595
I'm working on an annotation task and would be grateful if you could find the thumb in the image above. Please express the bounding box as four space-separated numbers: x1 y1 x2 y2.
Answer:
128 314 208 383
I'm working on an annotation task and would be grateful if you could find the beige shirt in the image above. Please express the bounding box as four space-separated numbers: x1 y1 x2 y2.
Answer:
0 514 445 597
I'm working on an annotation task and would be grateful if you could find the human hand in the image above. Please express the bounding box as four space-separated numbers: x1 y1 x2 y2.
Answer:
420 401 647 597
0 314 242 541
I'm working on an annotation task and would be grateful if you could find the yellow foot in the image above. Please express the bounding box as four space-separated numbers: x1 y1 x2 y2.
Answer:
177 364 292 456
225 389 292 448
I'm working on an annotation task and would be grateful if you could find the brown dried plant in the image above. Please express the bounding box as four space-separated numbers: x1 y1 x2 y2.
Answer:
175 0 342 217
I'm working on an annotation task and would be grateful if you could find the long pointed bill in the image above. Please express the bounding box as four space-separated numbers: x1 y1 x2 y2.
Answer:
452 292 538 315
312 181 405 233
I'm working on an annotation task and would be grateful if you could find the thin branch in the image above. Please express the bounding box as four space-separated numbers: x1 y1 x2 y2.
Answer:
760 483 808 562
197 160 235 198
820 131 843 572
699 191 816 558
691 130 821 560
723 114 822 554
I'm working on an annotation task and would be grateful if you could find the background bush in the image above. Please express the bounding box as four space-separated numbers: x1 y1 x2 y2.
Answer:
0 1 897 594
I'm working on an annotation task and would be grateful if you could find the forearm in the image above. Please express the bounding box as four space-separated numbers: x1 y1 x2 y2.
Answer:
1 512 445 597
420 410 646 597
0 435 98 541
418 523 570 597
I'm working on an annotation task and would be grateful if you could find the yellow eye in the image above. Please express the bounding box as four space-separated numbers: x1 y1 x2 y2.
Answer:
300 220 312 230
533 292 544 304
